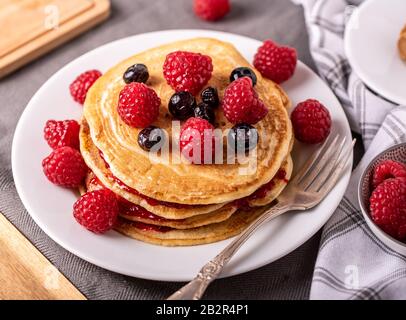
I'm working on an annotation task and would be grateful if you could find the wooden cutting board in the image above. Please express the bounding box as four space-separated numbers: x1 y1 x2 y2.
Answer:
0 0 110 78
0 213 86 300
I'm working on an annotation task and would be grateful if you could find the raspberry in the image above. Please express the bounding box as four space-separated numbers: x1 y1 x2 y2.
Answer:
253 40 297 84
44 120 80 150
42 147 87 187
117 82 161 128
163 51 213 95
222 77 268 124
194 0 230 21
372 160 406 189
69 70 102 104
180 117 216 164
73 189 119 234
370 178 406 241
291 99 331 144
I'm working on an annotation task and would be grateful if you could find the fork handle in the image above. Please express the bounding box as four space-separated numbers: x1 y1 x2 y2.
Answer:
167 203 290 300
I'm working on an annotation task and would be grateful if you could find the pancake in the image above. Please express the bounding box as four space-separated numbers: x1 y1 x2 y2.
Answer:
80 119 228 217
84 171 238 228
114 206 269 246
81 118 292 218
248 156 293 207
120 205 237 230
83 37 293 205
83 154 291 228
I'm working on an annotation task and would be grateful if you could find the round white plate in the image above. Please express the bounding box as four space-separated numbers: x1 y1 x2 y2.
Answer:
12 30 352 282
345 0 406 105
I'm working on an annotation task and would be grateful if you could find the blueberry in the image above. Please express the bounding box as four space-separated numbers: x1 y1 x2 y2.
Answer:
230 67 257 86
201 87 219 108
228 123 258 152
168 91 196 120
123 64 149 84
194 103 215 124
138 126 165 151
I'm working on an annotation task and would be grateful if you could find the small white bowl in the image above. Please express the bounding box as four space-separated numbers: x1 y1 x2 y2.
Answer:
358 143 406 255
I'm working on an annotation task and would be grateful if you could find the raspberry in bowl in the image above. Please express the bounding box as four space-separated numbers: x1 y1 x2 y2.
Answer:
358 143 406 254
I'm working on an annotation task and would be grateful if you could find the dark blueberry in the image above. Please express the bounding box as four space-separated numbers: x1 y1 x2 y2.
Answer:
138 126 165 151
228 123 258 153
201 87 219 108
123 64 149 84
230 67 257 86
168 91 196 120
194 103 215 124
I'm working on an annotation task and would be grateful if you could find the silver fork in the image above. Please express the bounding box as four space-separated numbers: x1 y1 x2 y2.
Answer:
167 135 355 300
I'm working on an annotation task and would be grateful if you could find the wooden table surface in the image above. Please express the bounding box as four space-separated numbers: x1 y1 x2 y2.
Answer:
0 0 110 78
0 213 85 300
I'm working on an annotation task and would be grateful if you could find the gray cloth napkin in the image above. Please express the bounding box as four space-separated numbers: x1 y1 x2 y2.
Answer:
293 0 406 299
0 0 321 300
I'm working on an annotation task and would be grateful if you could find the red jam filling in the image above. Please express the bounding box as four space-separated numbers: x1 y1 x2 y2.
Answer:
98 150 193 209
88 176 104 189
232 198 250 210
249 180 276 200
232 168 289 208
118 199 176 222
96 151 289 214
127 221 172 233
89 173 178 232
276 169 289 183
120 201 165 221
88 171 179 232
117 202 174 233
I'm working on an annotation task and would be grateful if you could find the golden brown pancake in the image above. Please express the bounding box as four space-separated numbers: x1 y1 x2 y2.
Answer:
81 119 293 218
80 120 228 217
120 205 237 230
114 206 269 246
82 38 293 205
83 156 292 228
84 171 238 228
249 156 293 207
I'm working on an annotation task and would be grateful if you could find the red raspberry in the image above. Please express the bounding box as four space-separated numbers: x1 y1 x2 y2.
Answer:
44 120 80 150
194 0 230 21
180 117 216 164
117 82 161 128
372 160 406 189
222 77 268 124
291 99 331 144
42 147 87 188
253 40 297 84
370 178 406 241
73 190 119 234
69 70 102 104
163 51 213 95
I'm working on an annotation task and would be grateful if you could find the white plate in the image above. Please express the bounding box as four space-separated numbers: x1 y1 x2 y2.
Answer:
12 30 352 282
345 0 406 105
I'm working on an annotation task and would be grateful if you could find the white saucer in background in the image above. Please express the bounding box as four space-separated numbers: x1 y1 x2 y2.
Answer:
345 0 406 105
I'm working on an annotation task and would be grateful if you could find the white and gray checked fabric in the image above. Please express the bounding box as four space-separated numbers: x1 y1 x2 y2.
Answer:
293 0 406 299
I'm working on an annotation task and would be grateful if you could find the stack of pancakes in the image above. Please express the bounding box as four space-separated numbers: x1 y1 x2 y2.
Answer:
80 38 294 246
